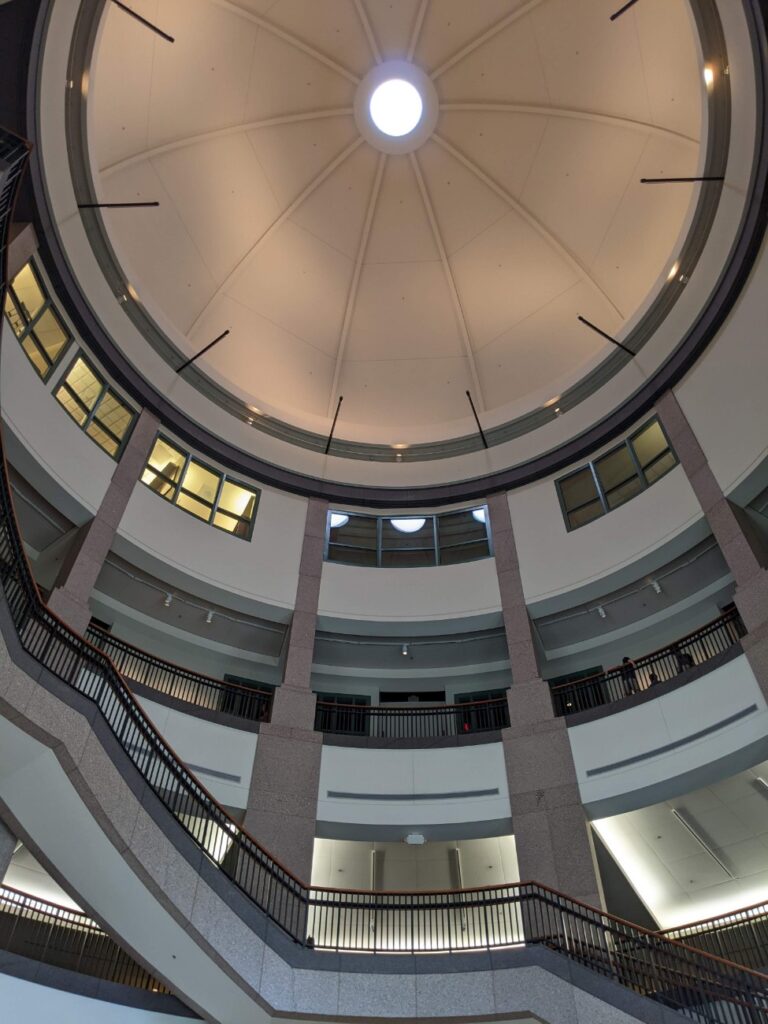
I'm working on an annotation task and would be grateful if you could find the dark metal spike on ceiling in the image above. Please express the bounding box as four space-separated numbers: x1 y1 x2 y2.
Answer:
465 390 489 449
78 201 160 209
175 330 231 373
610 0 641 21
111 1 175 42
577 316 635 357
325 396 344 455
640 176 726 184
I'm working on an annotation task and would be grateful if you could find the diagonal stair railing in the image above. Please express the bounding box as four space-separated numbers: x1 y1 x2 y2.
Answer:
0 125 766 1022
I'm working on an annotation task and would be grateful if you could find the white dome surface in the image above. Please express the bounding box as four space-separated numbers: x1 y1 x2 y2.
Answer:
91 0 703 445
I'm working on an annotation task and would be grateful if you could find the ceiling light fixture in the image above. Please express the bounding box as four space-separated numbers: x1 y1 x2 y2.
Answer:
163 592 173 607
205 610 214 625
703 65 715 88
667 261 680 281
390 517 426 534
650 579 662 595
401 643 409 657
472 508 487 525
597 605 607 619
329 512 349 529
369 79 423 137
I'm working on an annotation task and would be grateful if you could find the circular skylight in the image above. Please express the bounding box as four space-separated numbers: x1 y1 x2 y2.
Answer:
329 512 349 529
369 79 423 137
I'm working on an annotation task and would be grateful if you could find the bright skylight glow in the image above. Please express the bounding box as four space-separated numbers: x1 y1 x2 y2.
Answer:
369 79 423 137
329 512 350 529
472 508 487 524
390 517 426 534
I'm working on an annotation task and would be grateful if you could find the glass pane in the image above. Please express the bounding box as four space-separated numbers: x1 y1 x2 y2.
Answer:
595 445 638 493
329 513 377 553
327 543 377 567
213 510 238 532
644 449 677 485
142 438 185 498
55 384 88 426
559 467 599 513
3 293 26 337
631 420 669 469
10 264 45 321
181 460 220 505
439 540 490 565
437 509 488 549
218 480 256 520
381 547 435 568
21 336 49 377
176 491 213 522
85 420 119 457
605 475 643 510
61 357 102 412
31 307 69 362
568 500 604 530
93 390 134 442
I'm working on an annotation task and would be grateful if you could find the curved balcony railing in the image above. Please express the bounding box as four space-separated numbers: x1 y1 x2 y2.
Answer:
315 696 510 739
84 625 273 724
0 132 765 1021
662 903 768 974
551 609 746 716
0 885 165 992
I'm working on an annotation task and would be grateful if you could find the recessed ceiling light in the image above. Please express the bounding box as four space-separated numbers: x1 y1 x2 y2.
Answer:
703 65 715 88
390 517 426 533
370 79 423 137
329 512 349 529
667 261 680 281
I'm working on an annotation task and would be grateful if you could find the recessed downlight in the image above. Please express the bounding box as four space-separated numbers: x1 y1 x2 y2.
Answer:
369 79 423 137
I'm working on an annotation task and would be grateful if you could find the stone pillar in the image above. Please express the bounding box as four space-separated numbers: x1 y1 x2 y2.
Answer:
0 817 17 881
488 493 603 910
47 409 159 634
657 391 768 691
242 497 326 881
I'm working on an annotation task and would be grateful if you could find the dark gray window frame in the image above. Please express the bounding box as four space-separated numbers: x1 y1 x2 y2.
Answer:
53 350 136 459
4 258 73 381
324 506 493 568
556 417 678 531
141 433 260 542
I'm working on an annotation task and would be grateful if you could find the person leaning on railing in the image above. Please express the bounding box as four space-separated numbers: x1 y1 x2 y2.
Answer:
620 656 639 696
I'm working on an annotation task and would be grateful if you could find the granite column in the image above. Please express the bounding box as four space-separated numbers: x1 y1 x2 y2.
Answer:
47 409 159 634
488 493 603 909
242 497 326 881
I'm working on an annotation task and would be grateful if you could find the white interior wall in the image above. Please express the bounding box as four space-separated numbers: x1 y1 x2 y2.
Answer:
311 835 519 891
509 461 704 604
136 695 257 810
317 742 511 833
569 655 768 817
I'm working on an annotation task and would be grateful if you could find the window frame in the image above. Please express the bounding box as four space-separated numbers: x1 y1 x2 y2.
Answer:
54 351 136 459
556 417 678 532
142 434 259 541
324 506 493 568
4 260 73 380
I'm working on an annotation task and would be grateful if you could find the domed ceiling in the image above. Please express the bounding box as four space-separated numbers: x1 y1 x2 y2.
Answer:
90 0 703 447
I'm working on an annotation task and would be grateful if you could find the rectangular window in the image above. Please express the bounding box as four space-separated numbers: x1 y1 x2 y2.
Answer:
556 418 678 530
630 419 677 485
3 262 72 380
559 466 604 529
141 436 258 539
54 355 135 457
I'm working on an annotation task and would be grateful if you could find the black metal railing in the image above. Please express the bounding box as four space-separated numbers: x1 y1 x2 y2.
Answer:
315 697 510 739
551 608 747 716
663 903 768 974
84 625 273 723
0 886 165 991
0 127 765 1021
